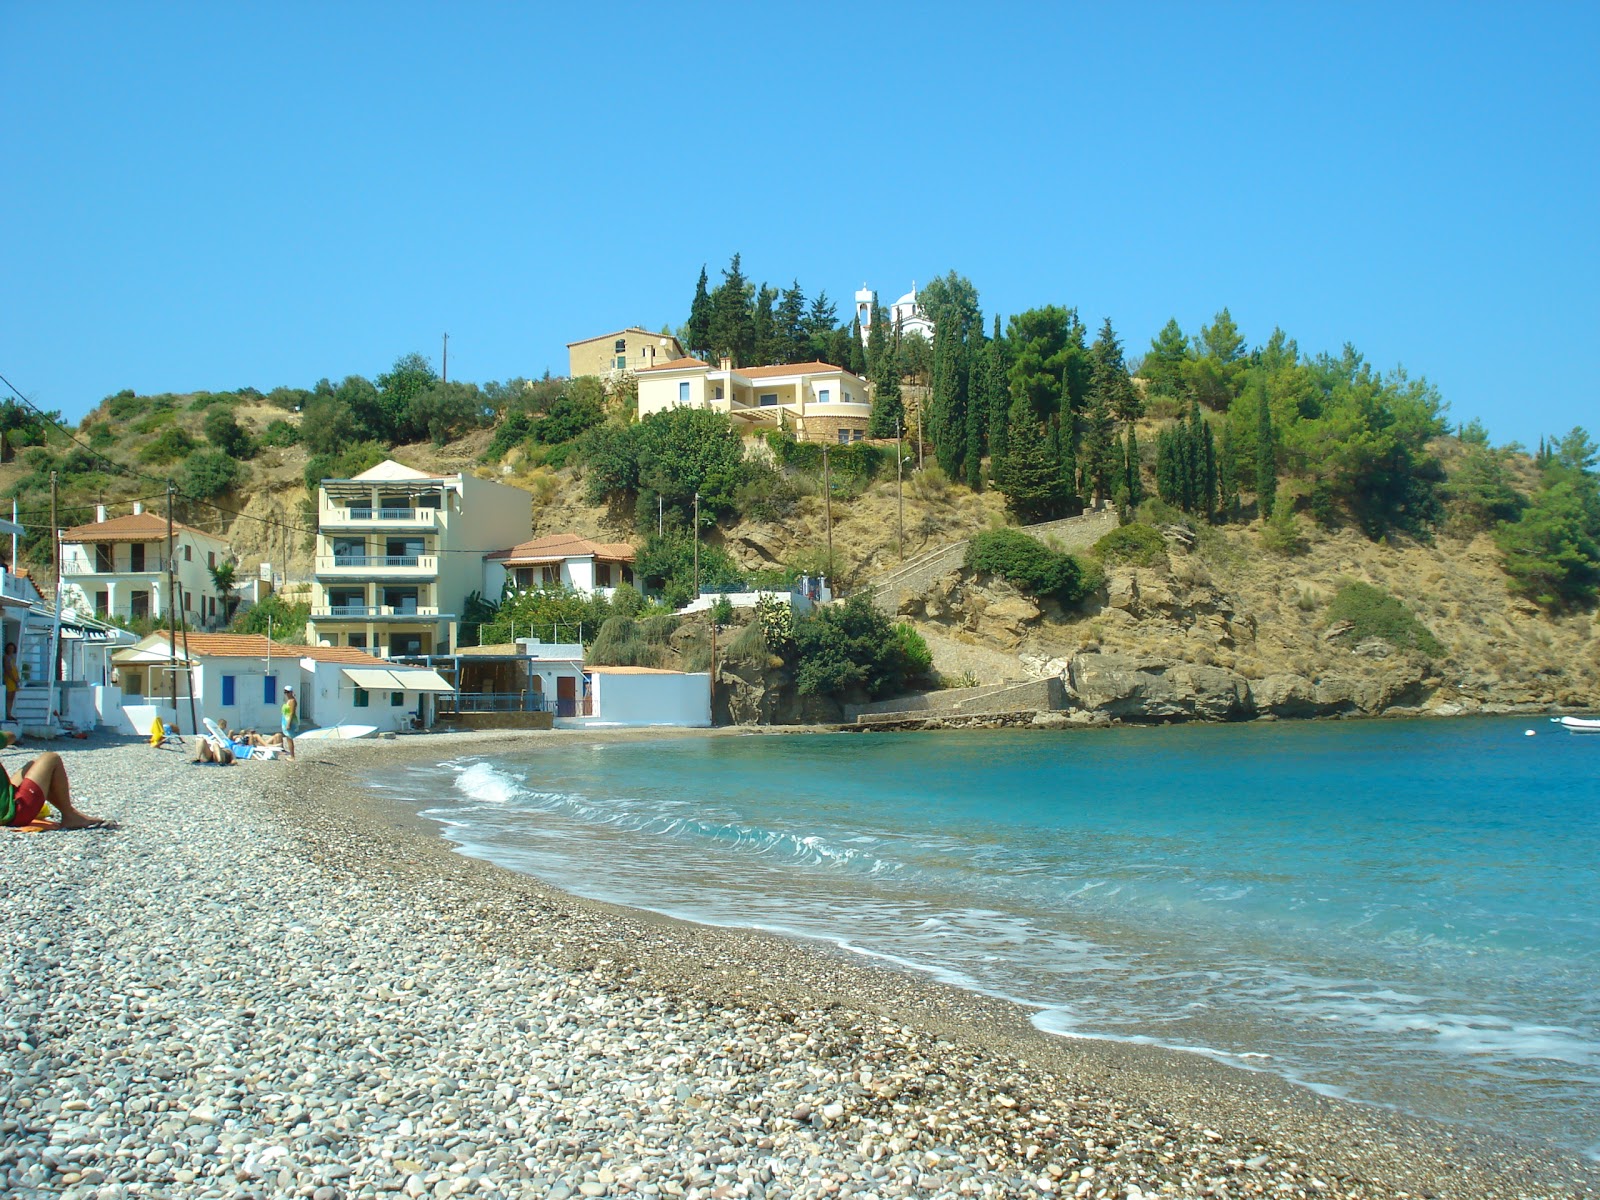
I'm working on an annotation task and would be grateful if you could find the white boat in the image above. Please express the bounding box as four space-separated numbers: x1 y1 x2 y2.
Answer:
293 724 379 740
1552 716 1600 732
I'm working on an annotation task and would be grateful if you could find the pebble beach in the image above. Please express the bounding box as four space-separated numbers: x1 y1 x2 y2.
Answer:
4 731 1597 1200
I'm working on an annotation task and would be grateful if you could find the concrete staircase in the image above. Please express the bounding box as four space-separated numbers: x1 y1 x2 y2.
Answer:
845 677 1067 726
866 507 1123 615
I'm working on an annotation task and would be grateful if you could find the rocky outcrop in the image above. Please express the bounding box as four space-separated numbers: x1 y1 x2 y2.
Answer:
1065 653 1252 722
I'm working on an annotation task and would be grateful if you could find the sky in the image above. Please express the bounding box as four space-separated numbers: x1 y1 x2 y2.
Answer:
2 2 1596 450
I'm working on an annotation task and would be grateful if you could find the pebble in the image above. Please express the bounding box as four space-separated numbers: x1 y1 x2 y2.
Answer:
1 739 1592 1200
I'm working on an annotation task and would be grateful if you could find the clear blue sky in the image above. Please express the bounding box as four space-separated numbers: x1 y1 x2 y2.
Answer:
3 2 1595 450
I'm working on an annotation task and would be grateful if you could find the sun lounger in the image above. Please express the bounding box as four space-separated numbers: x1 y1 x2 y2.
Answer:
202 718 284 761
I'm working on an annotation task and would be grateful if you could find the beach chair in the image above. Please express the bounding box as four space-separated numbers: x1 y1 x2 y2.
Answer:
128 705 184 749
202 718 284 761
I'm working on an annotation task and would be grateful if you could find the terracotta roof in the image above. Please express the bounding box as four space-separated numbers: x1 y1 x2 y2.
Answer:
115 632 293 662
486 533 635 564
297 645 393 667
60 512 224 544
636 356 711 373
736 361 855 379
567 328 684 349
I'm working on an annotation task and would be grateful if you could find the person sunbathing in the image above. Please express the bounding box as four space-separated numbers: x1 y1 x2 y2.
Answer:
2 740 110 831
195 738 235 765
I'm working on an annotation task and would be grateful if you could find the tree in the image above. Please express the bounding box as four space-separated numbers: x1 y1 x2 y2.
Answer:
708 254 755 366
752 283 779 364
929 319 968 477
1182 309 1248 410
1256 377 1278 517
983 315 1009 461
1005 306 1072 420
180 449 243 500
375 352 439 442
1089 318 1142 425
867 308 903 438
775 281 808 365
203 408 255 459
208 559 239 622
995 398 1073 523
408 381 486 445
686 265 713 359
1120 425 1144 510
964 333 985 491
1140 318 1190 397
1077 391 1117 506
915 271 981 341
792 594 921 701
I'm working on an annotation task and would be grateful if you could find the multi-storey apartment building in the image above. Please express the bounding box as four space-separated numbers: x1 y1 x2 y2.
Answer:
635 357 873 444
59 506 234 629
307 459 530 657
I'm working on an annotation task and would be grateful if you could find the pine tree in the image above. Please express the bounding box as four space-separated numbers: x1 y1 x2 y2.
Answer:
751 283 778 365
965 380 984 490
687 266 713 359
1256 386 1278 517
1141 318 1189 398
1217 424 1239 519
1079 392 1117 506
1090 317 1143 425
996 398 1072 523
775 281 807 364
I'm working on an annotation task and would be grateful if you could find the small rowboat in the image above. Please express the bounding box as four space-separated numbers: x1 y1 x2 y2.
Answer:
1552 716 1600 732
294 724 379 740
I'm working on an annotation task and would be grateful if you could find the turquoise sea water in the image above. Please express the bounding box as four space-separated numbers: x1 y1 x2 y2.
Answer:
369 717 1600 1157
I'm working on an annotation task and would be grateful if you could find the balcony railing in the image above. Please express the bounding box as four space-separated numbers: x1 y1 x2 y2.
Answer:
311 604 443 619
437 691 553 714
321 506 441 525
62 559 173 576
315 555 438 573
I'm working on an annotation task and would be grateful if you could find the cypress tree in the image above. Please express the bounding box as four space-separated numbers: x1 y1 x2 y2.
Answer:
848 317 867 375
1080 392 1117 507
1124 425 1144 510
1256 388 1277 517
996 400 1071 523
986 315 1009 462
868 319 903 438
931 321 967 478
687 266 713 359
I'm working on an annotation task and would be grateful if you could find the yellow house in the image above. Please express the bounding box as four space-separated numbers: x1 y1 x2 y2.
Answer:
635 357 873 444
307 460 531 658
567 328 685 380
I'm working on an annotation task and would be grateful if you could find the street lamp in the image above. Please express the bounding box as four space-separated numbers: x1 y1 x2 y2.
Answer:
693 491 700 599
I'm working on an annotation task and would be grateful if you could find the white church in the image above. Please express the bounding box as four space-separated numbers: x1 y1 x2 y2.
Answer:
855 284 935 344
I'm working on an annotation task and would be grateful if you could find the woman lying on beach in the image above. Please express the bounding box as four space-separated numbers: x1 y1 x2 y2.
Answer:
2 739 110 831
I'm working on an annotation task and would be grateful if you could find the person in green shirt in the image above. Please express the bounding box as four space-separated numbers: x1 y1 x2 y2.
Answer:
281 685 298 760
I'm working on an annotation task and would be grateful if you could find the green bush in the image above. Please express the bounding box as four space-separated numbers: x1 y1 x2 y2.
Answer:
792 594 921 700
180 449 244 499
893 622 933 677
229 593 310 640
204 408 256 459
105 390 141 420
1326 582 1443 656
137 426 197 464
187 391 238 412
1259 507 1309 556
589 616 662 667
1092 522 1168 567
965 528 1099 604
261 419 299 447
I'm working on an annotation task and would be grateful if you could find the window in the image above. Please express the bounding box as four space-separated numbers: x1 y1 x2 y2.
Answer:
714 385 724 400
131 544 146 572
679 381 690 403
222 675 235 706
264 675 277 703
391 692 404 707
184 545 192 562
185 590 193 611
347 633 367 649
540 565 558 586
838 429 852 444
759 393 778 406
818 389 830 404
353 688 370 708
95 546 113 572
208 551 216 568
615 356 627 370
595 563 612 588
614 338 627 353
390 633 424 656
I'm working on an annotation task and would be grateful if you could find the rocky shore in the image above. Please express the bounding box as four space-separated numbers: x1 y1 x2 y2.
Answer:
4 732 1597 1200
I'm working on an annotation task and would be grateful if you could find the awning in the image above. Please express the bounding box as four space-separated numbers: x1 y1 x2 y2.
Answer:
341 667 455 692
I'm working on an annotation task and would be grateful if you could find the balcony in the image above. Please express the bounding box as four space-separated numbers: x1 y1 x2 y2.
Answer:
320 506 442 529
62 558 173 577
311 604 446 621
315 554 439 579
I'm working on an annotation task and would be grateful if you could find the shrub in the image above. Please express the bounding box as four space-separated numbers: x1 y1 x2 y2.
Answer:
965 528 1098 604
137 426 197 464
711 595 734 624
589 616 662 667
188 391 238 412
204 408 256 459
1259 507 1309 556
261 419 300 447
610 582 646 618
180 449 243 499
229 593 311 640
1093 522 1168 567
792 594 919 700
1326 582 1443 656
893 622 933 677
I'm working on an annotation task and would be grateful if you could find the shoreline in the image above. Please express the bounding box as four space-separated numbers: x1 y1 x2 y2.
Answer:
4 729 1596 1199
315 728 1593 1194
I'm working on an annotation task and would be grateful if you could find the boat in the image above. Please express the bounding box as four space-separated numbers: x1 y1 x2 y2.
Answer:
1552 716 1600 732
293 724 379 740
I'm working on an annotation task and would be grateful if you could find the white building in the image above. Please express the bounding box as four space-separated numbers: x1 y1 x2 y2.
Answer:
109 632 452 736
59 507 234 630
636 358 873 444
484 533 636 600
507 637 709 728
308 459 532 658
855 284 935 345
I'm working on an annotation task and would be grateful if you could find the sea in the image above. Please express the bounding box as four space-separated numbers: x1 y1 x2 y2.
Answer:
366 716 1600 1158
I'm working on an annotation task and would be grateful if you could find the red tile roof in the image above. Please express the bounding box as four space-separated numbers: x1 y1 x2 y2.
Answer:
736 361 853 379
297 644 394 667
486 533 635 564
60 512 222 544
636 356 711 373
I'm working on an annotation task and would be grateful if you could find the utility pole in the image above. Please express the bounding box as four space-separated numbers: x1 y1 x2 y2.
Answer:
822 443 833 580
46 473 61 731
896 417 904 561
166 480 178 728
442 333 449 383
658 495 663 537
692 492 700 599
